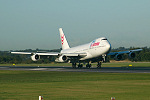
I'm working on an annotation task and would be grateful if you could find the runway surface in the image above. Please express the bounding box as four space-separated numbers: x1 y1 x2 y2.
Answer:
1 66 150 73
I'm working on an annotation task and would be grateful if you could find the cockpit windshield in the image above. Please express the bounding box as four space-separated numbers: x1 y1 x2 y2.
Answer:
102 38 107 40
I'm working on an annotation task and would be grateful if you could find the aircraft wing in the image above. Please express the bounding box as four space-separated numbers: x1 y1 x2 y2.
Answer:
11 52 87 57
108 49 143 55
11 52 59 56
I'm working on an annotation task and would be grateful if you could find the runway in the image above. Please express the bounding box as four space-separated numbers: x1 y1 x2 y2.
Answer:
0 66 150 73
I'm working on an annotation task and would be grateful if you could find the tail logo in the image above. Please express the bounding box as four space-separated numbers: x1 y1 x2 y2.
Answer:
61 34 64 45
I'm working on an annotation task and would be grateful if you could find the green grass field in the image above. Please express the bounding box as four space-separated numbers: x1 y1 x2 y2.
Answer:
0 70 150 100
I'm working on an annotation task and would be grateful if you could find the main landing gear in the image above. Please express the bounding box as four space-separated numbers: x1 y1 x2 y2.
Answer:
72 63 83 68
72 63 85 68
86 63 92 68
78 63 83 68
71 62 102 68
72 63 76 68
97 61 102 68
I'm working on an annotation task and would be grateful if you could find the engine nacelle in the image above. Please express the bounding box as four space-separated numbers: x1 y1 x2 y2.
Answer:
128 52 136 59
31 54 40 61
114 54 123 61
56 55 68 62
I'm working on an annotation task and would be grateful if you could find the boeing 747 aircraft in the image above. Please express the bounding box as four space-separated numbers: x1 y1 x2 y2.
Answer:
11 28 142 68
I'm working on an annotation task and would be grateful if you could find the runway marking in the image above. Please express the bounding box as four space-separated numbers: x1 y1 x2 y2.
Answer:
30 68 49 71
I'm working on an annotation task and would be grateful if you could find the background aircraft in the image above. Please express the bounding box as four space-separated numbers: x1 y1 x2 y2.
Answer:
11 28 142 68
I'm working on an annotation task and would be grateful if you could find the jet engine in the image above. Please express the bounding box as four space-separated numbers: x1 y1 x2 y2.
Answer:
128 52 136 59
57 55 68 62
114 54 123 61
31 54 40 61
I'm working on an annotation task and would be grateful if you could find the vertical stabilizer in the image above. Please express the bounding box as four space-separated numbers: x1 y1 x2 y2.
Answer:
59 28 70 50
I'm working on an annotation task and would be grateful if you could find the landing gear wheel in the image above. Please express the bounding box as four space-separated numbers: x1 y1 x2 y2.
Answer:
86 64 91 68
78 64 83 68
97 62 102 68
72 63 76 68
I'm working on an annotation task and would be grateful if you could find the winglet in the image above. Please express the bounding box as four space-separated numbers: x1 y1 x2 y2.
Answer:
59 28 70 50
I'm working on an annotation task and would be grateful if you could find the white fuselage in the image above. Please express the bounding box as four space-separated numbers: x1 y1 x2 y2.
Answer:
61 37 111 60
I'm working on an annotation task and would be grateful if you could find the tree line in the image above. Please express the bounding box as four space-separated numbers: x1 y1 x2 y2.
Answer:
0 47 150 64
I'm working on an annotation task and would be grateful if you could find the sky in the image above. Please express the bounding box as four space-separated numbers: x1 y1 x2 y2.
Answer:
0 0 150 51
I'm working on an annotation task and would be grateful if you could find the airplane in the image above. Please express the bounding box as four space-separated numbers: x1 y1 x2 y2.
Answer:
11 28 142 68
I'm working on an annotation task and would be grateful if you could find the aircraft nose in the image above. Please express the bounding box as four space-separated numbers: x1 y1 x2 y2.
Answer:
106 43 111 52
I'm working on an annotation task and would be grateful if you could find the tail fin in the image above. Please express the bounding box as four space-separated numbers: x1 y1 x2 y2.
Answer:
59 28 70 50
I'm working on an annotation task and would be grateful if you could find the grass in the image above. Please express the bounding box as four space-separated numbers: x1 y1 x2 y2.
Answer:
0 70 150 100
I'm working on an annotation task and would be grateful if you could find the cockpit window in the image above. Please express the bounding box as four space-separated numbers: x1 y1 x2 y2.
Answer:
102 39 107 40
